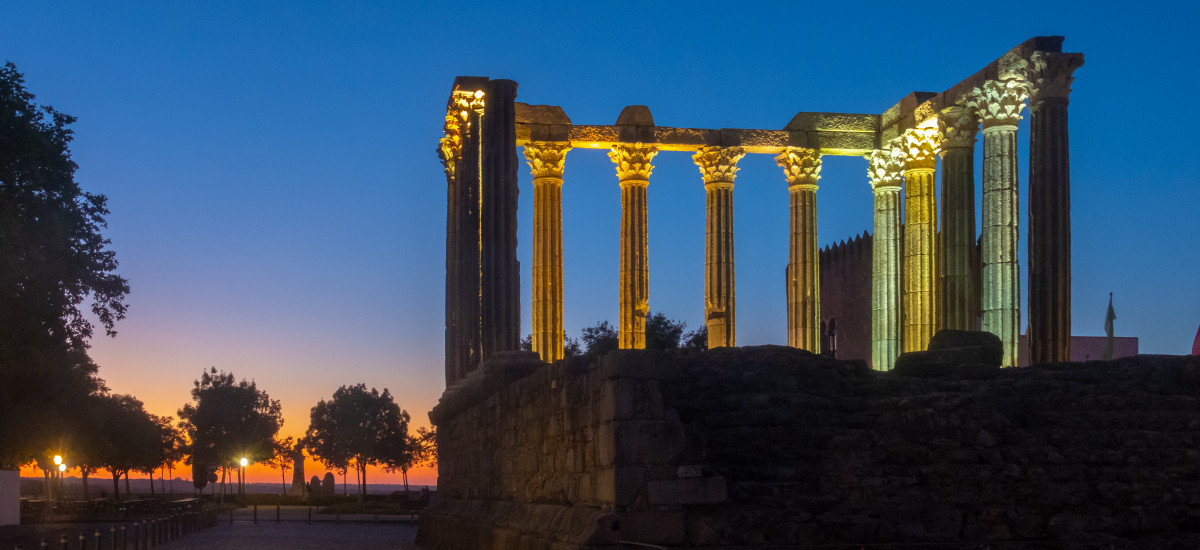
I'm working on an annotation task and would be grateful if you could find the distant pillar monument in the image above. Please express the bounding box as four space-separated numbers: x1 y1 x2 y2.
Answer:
901 128 940 352
937 106 980 331
610 142 658 349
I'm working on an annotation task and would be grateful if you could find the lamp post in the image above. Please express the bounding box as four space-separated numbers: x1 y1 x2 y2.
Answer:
239 458 248 499
58 463 66 501
52 455 63 501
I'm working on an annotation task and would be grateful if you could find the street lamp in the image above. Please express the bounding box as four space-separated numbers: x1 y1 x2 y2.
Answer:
239 458 248 498
51 455 63 500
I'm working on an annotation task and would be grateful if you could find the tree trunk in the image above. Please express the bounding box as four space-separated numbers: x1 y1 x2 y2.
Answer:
111 471 121 501
402 469 409 495
219 467 226 506
82 470 90 500
124 471 130 496
149 472 155 496
360 465 366 502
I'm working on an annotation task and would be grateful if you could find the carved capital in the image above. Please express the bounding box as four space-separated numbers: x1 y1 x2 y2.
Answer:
438 113 463 178
937 106 978 150
523 141 571 180
451 89 485 122
608 142 659 183
693 146 745 188
867 142 905 190
775 147 822 190
902 128 939 170
1025 52 1084 105
966 79 1029 129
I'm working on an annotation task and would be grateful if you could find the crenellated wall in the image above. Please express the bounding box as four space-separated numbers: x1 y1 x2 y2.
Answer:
820 231 873 366
420 347 1200 549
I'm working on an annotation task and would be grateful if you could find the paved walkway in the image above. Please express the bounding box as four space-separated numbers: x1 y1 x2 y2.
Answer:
156 521 422 549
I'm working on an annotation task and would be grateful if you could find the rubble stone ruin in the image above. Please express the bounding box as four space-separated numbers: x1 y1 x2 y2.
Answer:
439 36 1082 377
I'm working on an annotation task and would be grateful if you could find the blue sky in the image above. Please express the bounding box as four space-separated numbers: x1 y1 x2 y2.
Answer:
3 2 1197 479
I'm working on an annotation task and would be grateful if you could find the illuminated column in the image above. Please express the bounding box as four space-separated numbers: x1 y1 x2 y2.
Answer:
901 128 940 351
967 79 1029 367
609 143 658 349
1026 52 1083 364
937 106 980 332
775 147 822 351
523 141 571 362
867 146 905 370
693 146 745 348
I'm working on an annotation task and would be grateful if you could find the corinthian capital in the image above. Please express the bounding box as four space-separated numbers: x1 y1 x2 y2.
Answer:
775 147 822 190
902 128 940 170
693 146 746 188
523 141 572 180
608 142 659 183
867 143 905 190
966 79 1029 129
1025 52 1084 105
937 106 978 150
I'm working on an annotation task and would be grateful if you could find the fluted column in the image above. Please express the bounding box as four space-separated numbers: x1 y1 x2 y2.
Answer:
1026 52 1083 364
937 106 980 332
967 79 1029 367
523 141 571 362
776 147 822 351
609 143 658 349
867 146 905 370
901 128 940 351
693 146 745 348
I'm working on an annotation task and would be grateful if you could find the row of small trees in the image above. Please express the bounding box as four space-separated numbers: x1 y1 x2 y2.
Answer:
522 311 709 358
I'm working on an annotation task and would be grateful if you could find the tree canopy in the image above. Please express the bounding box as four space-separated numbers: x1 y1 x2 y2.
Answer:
177 368 282 479
303 384 410 500
0 61 128 469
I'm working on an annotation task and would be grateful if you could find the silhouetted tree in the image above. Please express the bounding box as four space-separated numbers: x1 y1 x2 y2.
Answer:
304 384 409 501
0 62 129 469
645 312 687 351
577 313 697 356
87 394 163 500
682 325 708 351
520 332 582 359
177 368 282 502
580 321 619 356
414 426 437 469
377 410 414 494
270 436 296 495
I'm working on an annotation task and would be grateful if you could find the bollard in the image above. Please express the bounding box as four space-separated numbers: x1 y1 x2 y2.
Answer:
78 533 85 550
120 525 127 550
110 527 116 550
276 504 280 523
40 539 48 549
253 504 257 525
59 535 67 550
228 509 233 524
94 530 101 550
374 513 379 525
307 507 312 524
336 510 340 524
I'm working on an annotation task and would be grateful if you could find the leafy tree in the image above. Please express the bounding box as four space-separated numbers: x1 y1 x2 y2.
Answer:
86 394 163 500
0 63 129 469
270 436 297 494
414 426 437 468
682 325 708 351
304 384 409 501
645 312 687 351
177 368 282 501
580 320 618 357
520 332 582 359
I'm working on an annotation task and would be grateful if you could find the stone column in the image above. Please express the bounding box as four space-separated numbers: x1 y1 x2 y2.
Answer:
967 79 1029 367
775 147 822 352
609 143 658 349
441 84 485 385
901 128 939 351
479 79 522 363
937 106 980 332
867 146 905 370
1026 52 1083 364
693 146 745 348
523 141 571 362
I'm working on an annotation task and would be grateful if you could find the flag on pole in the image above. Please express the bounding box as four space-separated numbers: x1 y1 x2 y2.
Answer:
1103 293 1116 360
1191 323 1199 356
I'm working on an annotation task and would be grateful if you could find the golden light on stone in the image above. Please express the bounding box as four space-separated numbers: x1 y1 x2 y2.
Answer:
524 141 572 362
901 128 940 352
775 147 822 352
694 146 745 348
610 143 658 350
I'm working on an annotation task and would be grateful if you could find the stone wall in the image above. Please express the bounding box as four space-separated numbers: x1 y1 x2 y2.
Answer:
419 347 1200 549
0 470 17 526
819 232 872 366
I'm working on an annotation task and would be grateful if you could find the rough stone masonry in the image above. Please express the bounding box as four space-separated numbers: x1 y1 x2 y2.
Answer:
419 346 1200 548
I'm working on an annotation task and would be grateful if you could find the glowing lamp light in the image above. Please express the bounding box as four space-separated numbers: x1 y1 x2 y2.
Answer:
53 455 62 465
473 90 484 99
58 464 66 472
239 457 248 467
